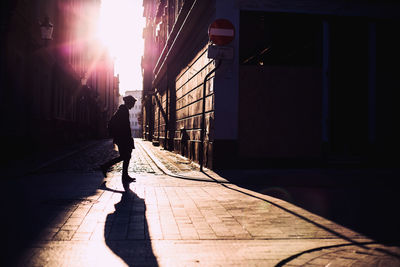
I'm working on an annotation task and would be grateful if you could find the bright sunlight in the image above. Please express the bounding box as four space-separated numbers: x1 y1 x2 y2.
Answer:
97 0 145 95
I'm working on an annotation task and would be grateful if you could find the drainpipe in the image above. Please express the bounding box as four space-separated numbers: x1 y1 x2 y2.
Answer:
199 59 222 171
164 78 169 148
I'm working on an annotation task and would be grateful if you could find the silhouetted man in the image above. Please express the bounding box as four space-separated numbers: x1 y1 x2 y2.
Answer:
101 95 136 190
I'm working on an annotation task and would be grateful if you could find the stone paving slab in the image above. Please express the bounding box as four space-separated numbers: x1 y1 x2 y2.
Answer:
18 239 399 267
10 139 400 266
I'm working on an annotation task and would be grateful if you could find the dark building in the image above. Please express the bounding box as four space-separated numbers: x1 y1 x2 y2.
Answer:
142 0 400 169
1 0 119 161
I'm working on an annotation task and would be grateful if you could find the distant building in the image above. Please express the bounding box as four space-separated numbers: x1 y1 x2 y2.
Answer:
125 90 143 138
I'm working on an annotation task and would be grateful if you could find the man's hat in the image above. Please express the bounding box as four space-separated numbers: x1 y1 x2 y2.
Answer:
123 95 136 104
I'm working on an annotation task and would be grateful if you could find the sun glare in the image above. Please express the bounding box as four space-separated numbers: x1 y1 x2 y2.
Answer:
97 0 145 94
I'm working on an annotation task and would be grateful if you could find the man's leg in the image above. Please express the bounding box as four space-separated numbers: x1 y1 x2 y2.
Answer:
122 157 130 177
100 156 123 176
118 144 135 189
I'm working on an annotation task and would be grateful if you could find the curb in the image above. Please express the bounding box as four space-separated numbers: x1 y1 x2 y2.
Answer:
138 140 229 183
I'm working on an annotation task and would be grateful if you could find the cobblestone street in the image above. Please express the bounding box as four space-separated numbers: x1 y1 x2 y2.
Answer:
2 139 400 266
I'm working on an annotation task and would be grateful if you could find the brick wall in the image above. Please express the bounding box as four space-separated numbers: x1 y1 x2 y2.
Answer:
174 46 215 165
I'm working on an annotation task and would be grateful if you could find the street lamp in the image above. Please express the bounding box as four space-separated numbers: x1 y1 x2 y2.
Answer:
39 16 54 43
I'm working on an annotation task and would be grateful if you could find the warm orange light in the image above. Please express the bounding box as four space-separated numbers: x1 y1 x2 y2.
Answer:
97 0 145 94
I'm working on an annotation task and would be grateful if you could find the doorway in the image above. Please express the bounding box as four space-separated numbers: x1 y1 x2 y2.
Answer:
328 19 369 161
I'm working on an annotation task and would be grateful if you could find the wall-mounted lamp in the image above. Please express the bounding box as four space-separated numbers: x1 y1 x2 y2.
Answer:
39 16 54 42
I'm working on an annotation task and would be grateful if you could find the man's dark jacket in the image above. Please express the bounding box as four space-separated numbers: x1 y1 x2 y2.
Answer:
109 104 134 148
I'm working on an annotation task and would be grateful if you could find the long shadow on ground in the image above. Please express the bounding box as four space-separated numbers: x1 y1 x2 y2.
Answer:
0 140 120 266
1 172 105 266
104 189 158 266
217 167 400 246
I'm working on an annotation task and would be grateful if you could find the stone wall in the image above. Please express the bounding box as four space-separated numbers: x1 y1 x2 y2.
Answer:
174 46 215 166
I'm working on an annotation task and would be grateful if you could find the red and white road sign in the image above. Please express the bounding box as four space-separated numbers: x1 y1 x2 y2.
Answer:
208 18 235 46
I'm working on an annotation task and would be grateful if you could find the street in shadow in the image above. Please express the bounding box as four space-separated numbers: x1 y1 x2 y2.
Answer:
1 171 106 266
0 140 130 266
216 167 400 246
104 187 158 266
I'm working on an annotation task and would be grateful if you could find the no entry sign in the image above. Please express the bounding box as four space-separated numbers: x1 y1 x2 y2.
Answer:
208 18 235 46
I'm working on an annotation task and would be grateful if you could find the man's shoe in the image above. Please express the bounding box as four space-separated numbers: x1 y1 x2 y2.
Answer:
122 174 136 183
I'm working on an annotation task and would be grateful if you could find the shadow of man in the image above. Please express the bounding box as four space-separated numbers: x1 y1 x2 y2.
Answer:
104 188 158 266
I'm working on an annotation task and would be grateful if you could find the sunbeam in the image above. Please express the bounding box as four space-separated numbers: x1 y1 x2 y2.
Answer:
97 0 145 94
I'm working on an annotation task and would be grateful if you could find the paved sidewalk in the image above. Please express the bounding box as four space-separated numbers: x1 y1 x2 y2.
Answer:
10 139 400 266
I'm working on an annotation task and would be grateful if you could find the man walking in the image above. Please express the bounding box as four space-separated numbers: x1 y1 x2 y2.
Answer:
101 95 136 190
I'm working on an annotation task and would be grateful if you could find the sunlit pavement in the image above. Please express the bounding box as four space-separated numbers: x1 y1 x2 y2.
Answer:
4 139 400 266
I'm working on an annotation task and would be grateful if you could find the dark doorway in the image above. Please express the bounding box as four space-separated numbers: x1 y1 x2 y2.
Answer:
375 20 400 164
238 11 323 165
328 19 369 160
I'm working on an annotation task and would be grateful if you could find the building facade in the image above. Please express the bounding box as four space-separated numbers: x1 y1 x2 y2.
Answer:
1 0 119 160
125 90 143 138
141 0 400 169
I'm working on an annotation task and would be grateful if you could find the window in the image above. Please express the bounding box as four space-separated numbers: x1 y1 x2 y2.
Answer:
240 12 322 67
